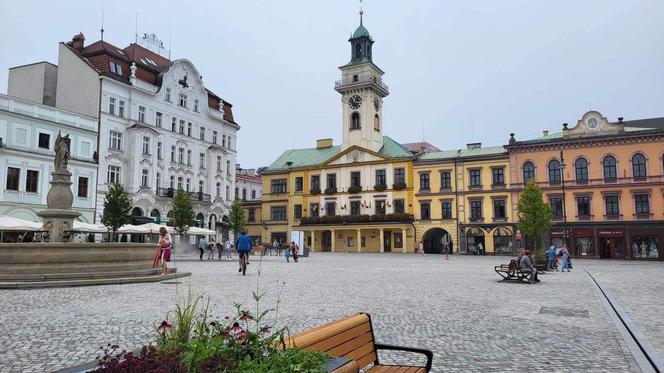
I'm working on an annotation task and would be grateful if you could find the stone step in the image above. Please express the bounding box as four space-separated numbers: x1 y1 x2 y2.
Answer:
0 267 180 282
0 271 191 289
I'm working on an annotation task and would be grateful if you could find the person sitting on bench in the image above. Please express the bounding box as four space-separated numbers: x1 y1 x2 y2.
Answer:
520 250 540 283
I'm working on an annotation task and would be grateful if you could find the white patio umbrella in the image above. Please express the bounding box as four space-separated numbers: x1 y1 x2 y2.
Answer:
135 222 176 234
0 216 42 231
72 221 107 233
116 224 152 234
185 226 216 235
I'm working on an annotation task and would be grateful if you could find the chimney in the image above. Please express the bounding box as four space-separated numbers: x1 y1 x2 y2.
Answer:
68 33 85 51
618 117 624 124
316 139 333 149
562 123 569 138
466 143 481 150
543 130 549 137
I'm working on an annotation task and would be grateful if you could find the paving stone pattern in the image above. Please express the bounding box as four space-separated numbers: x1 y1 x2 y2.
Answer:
0 254 659 372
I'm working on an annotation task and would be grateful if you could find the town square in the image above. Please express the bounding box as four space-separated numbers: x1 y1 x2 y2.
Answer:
0 0 663 372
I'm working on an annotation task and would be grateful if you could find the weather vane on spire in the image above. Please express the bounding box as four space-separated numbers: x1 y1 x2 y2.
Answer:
359 0 364 25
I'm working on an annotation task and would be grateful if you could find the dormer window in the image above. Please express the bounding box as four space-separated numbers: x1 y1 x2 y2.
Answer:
179 93 187 108
353 75 359 82
109 61 123 76
194 99 199 112
165 88 171 102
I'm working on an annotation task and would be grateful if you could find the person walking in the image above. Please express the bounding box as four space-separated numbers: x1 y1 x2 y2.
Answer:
443 241 450 261
546 245 556 270
417 241 424 256
156 227 172 276
198 236 206 261
290 241 299 263
206 239 215 260
477 242 484 256
276 240 283 257
236 232 252 276
561 245 571 272
224 239 232 261
216 241 223 260
520 249 540 283
285 243 291 263
272 239 278 256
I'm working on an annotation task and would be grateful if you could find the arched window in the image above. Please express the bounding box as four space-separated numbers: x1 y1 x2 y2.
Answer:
177 177 183 190
603 155 617 181
354 43 362 59
575 158 588 183
374 114 380 131
131 207 143 216
548 159 561 185
166 210 174 226
351 112 361 130
150 209 161 223
632 153 647 180
522 161 535 183
196 213 205 228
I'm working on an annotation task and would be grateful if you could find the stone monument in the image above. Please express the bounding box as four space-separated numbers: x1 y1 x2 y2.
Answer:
37 132 80 242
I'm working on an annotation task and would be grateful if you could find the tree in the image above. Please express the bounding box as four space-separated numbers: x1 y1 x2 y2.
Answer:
101 183 132 241
517 180 553 252
172 189 196 236
227 197 246 239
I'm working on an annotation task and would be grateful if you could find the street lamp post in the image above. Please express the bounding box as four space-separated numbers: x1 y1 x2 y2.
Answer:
559 148 569 250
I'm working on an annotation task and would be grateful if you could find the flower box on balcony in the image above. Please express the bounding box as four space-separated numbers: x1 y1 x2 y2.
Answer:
347 185 362 193
392 182 407 191
373 184 387 192
324 187 337 195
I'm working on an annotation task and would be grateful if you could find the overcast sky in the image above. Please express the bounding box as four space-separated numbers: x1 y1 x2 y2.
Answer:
1 1 663 168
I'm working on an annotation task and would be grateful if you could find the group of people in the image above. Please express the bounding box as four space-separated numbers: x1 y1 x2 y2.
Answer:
546 245 572 272
198 237 234 261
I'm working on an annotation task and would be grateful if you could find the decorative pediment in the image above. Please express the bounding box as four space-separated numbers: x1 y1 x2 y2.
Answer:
566 111 623 138
323 145 387 166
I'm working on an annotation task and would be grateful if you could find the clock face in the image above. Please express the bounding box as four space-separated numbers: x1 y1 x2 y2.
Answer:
587 118 598 129
349 95 362 109
373 97 381 112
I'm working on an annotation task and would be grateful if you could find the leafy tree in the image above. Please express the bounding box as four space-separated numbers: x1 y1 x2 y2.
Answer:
227 197 246 238
172 190 196 236
517 180 553 252
101 183 132 241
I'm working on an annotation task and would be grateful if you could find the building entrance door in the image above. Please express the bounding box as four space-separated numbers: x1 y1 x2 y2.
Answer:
383 231 391 252
321 231 332 252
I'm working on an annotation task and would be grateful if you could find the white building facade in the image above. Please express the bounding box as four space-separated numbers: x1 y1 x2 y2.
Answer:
235 165 262 201
0 94 98 223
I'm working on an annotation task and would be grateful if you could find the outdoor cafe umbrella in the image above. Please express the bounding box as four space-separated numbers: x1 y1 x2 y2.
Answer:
116 224 152 234
135 222 176 234
72 221 107 233
0 216 42 231
184 226 216 235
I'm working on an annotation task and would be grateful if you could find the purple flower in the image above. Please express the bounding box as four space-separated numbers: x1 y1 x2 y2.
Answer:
158 321 172 331
239 312 253 321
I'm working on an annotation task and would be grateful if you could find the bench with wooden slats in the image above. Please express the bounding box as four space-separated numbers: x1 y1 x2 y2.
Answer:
286 313 433 372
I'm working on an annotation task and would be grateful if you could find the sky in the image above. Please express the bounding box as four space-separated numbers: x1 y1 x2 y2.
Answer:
1 1 663 169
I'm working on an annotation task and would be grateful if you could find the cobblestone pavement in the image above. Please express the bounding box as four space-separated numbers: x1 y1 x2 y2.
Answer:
1 253 661 372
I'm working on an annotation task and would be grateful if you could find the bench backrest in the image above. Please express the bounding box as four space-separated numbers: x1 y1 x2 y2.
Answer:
285 313 377 369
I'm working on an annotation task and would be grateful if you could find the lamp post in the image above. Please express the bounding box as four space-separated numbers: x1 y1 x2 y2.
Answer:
559 149 569 250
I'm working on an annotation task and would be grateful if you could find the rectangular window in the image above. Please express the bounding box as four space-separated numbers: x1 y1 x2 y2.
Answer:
155 112 163 127
311 175 320 191
294 204 302 219
375 200 386 215
165 88 171 102
271 206 287 221
227 161 231 175
109 97 116 115
419 173 430 191
199 153 206 169
549 197 564 217
350 201 361 216
6 167 20 191
179 120 185 134
577 196 591 217
605 195 620 216
470 200 483 220
25 170 38 193
310 203 320 217
138 106 146 123
394 199 405 214
394 168 405 185
187 150 192 165
375 169 386 186
252 190 256 199
217 156 222 171
118 100 125 117
109 61 123 75
493 199 506 218
216 183 221 197
142 136 150 155
199 127 206 141
325 202 336 216
440 171 451 189
326 173 337 189
271 179 288 194
194 99 199 112
179 93 187 108
242 189 247 200
441 201 452 219
38 133 50 149
492 168 505 186
228 136 233 150
212 131 218 144
77 177 88 198
157 142 163 159
141 169 149 187
469 169 481 188
199 180 204 193
350 171 361 187
187 123 192 137
248 208 255 222
109 131 122 150
295 177 303 191
635 194 650 215
171 117 177 132
420 202 431 220
222 135 226 147
107 165 121 184
178 148 184 164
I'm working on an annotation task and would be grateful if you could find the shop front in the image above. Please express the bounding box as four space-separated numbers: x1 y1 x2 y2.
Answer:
550 224 662 260
626 227 661 260
598 228 626 259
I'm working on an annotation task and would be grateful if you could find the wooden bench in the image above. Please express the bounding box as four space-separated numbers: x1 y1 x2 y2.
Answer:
286 313 433 372
494 259 535 284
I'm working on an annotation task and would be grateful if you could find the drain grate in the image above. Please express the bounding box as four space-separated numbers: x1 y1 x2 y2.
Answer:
539 306 589 318
161 281 182 284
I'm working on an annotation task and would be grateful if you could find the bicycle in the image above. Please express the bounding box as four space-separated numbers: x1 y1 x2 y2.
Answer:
238 251 248 275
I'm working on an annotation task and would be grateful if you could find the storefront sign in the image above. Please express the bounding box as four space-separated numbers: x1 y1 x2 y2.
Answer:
598 229 625 238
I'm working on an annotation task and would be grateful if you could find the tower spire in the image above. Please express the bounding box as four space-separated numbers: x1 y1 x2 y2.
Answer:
359 0 364 25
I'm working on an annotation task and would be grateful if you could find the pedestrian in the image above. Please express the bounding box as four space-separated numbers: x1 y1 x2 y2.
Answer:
236 232 252 275
546 245 556 270
443 241 450 261
216 241 223 260
416 241 424 256
520 249 540 283
225 239 232 261
155 227 172 276
277 240 283 257
272 239 278 256
477 242 484 256
285 243 291 262
206 239 215 260
290 241 299 263
198 236 206 261
561 245 571 272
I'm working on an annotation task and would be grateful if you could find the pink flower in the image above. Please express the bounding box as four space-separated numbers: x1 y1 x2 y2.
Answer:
158 321 172 331
239 312 253 321
240 342 249 350
260 327 271 335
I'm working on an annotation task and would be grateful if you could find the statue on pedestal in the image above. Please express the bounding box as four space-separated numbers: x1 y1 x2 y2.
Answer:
54 133 70 174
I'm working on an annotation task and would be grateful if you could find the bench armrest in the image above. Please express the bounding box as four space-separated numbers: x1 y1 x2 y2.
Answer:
374 343 433 372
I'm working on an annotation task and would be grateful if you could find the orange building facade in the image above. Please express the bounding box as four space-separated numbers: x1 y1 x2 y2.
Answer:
506 111 664 260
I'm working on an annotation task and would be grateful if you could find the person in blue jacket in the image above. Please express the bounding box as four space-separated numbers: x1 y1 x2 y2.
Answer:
546 245 557 271
236 232 253 275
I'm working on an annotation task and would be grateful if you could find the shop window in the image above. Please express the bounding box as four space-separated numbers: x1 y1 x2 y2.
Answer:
466 228 485 255
493 227 514 256
630 236 659 259
574 237 595 257
394 232 403 249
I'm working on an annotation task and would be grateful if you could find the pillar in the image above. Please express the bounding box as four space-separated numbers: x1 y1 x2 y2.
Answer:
357 229 362 253
310 230 316 252
331 229 336 253
402 228 407 254
379 228 384 253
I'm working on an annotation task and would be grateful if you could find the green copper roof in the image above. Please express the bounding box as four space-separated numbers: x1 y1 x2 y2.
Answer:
352 24 370 38
417 146 507 161
263 136 412 173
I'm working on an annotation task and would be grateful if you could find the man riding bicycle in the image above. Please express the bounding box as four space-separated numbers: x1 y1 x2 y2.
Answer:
236 232 253 276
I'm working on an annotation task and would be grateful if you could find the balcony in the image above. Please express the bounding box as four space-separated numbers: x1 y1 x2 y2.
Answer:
299 213 414 225
334 75 389 95
156 188 211 203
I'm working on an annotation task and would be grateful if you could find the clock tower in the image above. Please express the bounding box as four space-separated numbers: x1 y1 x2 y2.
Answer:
335 10 389 152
